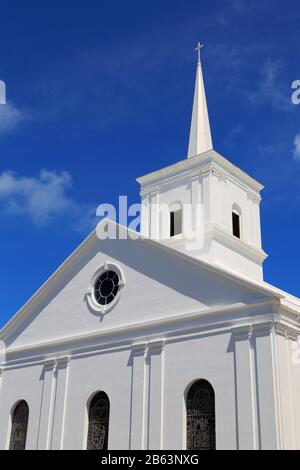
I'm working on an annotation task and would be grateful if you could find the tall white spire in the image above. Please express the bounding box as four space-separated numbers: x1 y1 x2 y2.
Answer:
187 43 213 158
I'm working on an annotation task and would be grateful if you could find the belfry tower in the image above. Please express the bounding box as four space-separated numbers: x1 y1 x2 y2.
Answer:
137 44 267 281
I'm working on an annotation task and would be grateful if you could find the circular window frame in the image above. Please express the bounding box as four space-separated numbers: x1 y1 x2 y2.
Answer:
87 262 125 314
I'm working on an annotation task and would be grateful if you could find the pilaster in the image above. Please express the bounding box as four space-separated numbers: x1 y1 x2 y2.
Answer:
146 340 165 450
129 344 147 450
51 357 70 450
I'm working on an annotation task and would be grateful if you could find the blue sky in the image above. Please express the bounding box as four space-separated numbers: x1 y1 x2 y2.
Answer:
0 0 299 327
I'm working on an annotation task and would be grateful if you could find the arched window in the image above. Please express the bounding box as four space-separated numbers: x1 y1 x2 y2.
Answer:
232 207 241 239
9 401 29 450
87 392 110 450
186 379 216 450
169 202 182 237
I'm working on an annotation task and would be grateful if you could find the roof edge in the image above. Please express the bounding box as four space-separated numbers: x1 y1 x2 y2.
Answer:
0 219 289 342
136 149 264 192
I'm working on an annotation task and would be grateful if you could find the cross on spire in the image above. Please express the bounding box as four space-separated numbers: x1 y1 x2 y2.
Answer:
187 42 212 158
194 42 204 63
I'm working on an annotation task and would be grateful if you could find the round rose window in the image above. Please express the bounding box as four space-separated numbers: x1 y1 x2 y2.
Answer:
93 270 120 306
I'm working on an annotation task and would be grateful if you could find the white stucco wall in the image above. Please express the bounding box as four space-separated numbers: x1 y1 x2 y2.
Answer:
275 328 300 449
0 322 281 450
0 236 297 450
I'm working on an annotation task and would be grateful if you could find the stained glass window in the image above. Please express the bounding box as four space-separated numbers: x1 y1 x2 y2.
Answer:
186 380 215 450
9 401 29 450
87 392 110 450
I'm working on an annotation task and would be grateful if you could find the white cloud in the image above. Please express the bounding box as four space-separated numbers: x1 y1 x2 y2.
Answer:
247 59 292 111
0 169 97 230
0 101 24 134
257 142 286 155
293 132 300 161
224 123 244 150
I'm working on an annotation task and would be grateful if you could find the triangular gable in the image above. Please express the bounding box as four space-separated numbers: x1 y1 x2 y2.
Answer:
0 221 281 350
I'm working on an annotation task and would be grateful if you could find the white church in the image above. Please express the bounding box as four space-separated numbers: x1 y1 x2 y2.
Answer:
0 44 300 451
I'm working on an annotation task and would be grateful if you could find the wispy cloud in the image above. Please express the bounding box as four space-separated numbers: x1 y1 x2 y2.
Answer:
257 142 287 156
0 101 25 134
293 131 300 161
0 169 97 231
230 0 248 15
246 59 292 111
223 123 244 150
26 42 174 130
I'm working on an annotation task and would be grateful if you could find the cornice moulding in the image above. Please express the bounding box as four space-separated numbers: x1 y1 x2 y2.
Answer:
274 321 299 341
3 300 281 363
137 150 263 193
204 223 267 263
5 311 299 371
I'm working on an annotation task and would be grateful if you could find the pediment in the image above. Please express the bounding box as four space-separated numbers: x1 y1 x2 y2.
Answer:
1 224 276 352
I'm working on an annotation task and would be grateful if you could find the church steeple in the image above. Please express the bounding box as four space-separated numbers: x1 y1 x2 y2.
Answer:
187 43 213 158
137 44 266 281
